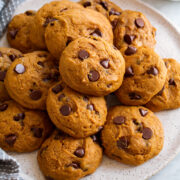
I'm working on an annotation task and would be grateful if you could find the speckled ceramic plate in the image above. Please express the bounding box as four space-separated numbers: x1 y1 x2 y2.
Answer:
0 0 180 179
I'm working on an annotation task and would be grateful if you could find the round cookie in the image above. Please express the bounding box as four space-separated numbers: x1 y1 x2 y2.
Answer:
146 58 180 112
114 10 156 50
47 81 107 138
37 130 102 180
115 46 167 105
0 47 22 102
7 10 37 53
5 51 60 110
79 0 122 23
101 106 164 165
30 0 83 50
45 8 113 59
60 37 125 96
0 100 53 152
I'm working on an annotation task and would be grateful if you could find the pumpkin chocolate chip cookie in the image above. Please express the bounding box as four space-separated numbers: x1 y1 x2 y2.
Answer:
37 130 102 180
5 51 59 110
146 58 180 112
45 8 113 59
0 47 22 102
114 10 156 50
115 46 167 105
30 0 83 50
47 81 107 138
101 106 164 165
0 100 53 152
60 37 125 96
7 10 37 53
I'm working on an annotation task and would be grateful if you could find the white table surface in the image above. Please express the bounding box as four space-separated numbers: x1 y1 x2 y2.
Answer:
141 0 180 179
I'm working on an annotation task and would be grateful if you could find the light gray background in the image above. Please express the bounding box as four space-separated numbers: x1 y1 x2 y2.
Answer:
142 1 180 179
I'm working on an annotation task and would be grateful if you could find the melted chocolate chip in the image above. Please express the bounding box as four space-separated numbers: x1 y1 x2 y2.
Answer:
78 50 89 60
88 70 100 82
74 147 85 158
87 104 94 111
139 109 148 117
13 113 25 121
9 54 17 61
117 136 129 149
90 28 102 37
5 134 16 146
52 84 63 94
68 162 80 169
124 34 135 45
113 116 126 125
125 66 134 77
0 71 6 81
100 59 110 69
9 29 18 39
109 8 121 16
0 104 8 111
58 94 65 101
135 18 145 28
25 10 35 16
129 93 141 100
91 135 98 142
142 127 153 140
14 64 25 74
100 1 108 10
30 90 42 100
31 127 43 138
83 1 91 7
60 105 71 116
125 46 137 56
43 18 57 27
147 67 158 76
169 78 176 86
157 86 164 96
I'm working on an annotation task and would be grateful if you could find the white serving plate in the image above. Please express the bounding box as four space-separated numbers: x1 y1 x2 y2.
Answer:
1 0 180 179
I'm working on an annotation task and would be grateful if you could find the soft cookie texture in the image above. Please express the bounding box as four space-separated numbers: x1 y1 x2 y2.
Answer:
7 10 37 53
115 46 167 105
146 58 180 112
0 100 53 152
60 37 125 96
45 8 113 59
114 10 156 50
101 106 164 165
47 81 107 138
0 48 22 102
5 51 59 110
37 130 102 180
30 0 83 50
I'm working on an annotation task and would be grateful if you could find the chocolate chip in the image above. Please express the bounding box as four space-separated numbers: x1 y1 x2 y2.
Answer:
14 64 25 74
31 127 43 138
90 28 102 37
113 116 126 125
157 86 164 96
25 10 35 16
0 104 8 111
42 74 51 82
9 54 17 61
78 50 89 60
88 70 100 82
135 18 145 28
68 162 80 169
117 136 129 149
9 29 18 39
87 104 94 111
125 46 137 56
142 127 153 140
129 93 141 100
100 1 108 10
83 1 91 7
139 109 148 117
125 66 134 77
58 94 65 101
169 78 176 86
0 71 6 81
83 96 89 102
30 90 42 100
74 148 85 158
60 8 68 12
52 84 63 94
5 134 16 146
60 105 71 116
43 17 57 27
100 59 110 69
91 135 98 142
37 61 44 67
147 67 158 76
109 8 121 16
13 113 25 121
124 34 135 45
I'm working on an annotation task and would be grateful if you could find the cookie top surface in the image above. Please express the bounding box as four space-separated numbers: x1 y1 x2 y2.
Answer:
45 8 113 59
38 130 102 180
7 11 37 53
30 0 83 50
60 37 125 96
114 10 156 49
146 58 180 111
0 48 22 102
0 100 53 152
115 46 167 105
79 0 122 21
101 106 164 165
47 81 107 138
5 51 60 110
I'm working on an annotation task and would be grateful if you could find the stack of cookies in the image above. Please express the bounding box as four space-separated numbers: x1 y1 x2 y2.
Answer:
0 0 180 179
